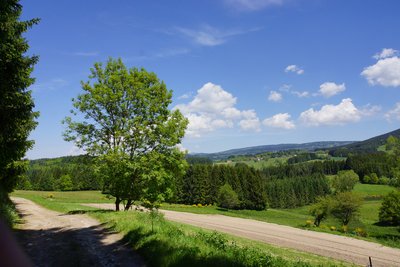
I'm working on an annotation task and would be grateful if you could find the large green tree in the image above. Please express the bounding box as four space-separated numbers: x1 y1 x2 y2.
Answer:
63 58 188 210
0 0 39 196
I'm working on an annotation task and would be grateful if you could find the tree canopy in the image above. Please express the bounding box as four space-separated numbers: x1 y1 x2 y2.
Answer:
0 0 39 194
63 58 188 210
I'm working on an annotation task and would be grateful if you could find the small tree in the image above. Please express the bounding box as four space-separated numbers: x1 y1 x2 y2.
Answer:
331 192 362 226
217 183 240 209
379 190 400 226
309 196 333 227
332 170 359 193
64 58 188 211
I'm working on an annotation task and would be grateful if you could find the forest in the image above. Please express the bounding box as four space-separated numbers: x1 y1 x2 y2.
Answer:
17 135 400 211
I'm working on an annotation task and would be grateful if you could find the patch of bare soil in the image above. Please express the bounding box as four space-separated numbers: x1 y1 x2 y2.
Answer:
85 203 400 267
12 197 145 267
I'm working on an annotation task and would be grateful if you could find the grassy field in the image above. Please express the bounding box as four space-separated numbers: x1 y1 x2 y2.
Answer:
11 190 349 267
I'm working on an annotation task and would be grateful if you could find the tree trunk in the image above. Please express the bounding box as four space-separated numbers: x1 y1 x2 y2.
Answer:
115 197 120 211
124 199 132 211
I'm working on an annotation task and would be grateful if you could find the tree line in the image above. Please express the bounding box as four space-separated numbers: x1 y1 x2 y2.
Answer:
175 163 331 210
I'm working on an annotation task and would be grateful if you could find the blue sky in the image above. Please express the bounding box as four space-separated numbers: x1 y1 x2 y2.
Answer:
21 0 400 159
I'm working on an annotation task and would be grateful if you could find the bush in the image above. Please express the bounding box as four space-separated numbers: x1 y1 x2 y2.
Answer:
331 170 359 192
309 196 333 227
217 183 240 210
330 192 362 226
379 190 400 225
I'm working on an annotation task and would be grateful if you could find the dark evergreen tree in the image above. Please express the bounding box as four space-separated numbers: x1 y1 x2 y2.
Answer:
0 0 39 195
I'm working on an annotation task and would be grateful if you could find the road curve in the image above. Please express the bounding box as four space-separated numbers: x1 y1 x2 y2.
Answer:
85 203 400 267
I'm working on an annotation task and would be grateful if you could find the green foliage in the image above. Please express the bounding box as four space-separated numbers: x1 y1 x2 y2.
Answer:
17 155 99 191
379 190 400 225
57 174 73 191
217 183 240 209
330 192 363 226
0 0 39 194
265 174 330 208
176 164 267 210
63 58 188 210
309 196 333 226
0 189 18 226
331 170 359 193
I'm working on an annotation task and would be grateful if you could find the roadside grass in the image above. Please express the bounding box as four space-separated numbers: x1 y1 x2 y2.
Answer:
11 190 350 267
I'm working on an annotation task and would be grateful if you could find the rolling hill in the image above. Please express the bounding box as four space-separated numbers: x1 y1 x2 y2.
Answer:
328 128 400 156
189 141 354 160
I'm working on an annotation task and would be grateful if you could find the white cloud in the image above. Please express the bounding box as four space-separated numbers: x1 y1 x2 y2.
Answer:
361 56 400 87
239 110 261 131
360 104 381 116
263 113 295 129
268 90 282 102
373 48 398 60
176 25 257 46
300 98 362 126
319 82 346 98
285 65 304 75
225 0 284 11
178 93 192 99
174 82 260 137
385 103 400 121
292 90 309 98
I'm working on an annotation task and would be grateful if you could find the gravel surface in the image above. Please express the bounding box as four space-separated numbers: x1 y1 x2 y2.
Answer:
12 197 145 267
85 203 400 267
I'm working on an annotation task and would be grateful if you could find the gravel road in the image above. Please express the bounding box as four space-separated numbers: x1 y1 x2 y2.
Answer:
12 197 145 267
85 203 400 267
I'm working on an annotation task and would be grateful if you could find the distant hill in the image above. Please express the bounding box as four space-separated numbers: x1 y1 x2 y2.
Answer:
328 128 400 156
189 141 354 161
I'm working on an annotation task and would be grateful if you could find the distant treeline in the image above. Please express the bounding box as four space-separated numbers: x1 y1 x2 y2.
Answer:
17 155 99 191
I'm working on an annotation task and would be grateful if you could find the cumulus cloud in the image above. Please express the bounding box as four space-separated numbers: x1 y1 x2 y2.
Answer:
285 65 304 75
300 98 362 126
225 0 284 11
263 113 295 129
268 90 282 102
385 103 400 121
361 56 400 87
319 82 346 98
373 48 398 60
174 82 260 137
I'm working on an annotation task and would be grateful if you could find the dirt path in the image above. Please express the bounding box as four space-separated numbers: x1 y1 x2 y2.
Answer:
12 197 145 267
85 203 400 267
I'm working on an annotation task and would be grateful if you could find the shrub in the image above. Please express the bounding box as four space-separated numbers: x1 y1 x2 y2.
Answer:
217 183 240 210
331 192 362 226
331 170 359 192
309 196 333 227
379 190 400 225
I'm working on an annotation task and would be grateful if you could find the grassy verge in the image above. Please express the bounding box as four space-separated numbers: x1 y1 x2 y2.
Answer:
11 190 350 267
0 190 19 227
